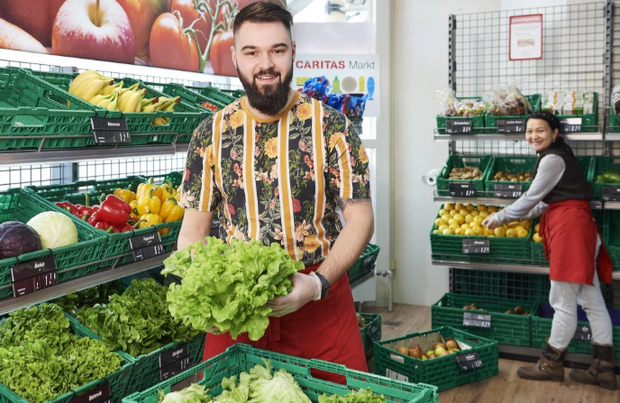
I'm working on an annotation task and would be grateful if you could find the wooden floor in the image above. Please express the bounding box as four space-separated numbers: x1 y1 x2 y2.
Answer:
363 304 620 403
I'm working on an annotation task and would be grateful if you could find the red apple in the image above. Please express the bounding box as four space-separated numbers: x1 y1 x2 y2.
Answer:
52 0 135 64
396 347 409 356
408 345 422 359
116 0 164 58
0 0 65 47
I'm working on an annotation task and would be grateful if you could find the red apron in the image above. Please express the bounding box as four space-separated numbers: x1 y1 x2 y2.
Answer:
540 199 612 285
202 263 368 384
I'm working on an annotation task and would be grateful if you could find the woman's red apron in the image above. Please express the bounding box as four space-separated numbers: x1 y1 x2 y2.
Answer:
540 199 612 285
202 263 368 384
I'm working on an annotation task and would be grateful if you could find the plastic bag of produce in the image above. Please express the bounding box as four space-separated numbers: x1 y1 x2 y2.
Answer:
436 88 459 117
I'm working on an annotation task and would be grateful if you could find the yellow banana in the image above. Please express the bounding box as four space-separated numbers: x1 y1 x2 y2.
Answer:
101 81 123 95
118 90 141 112
152 117 169 125
141 97 159 107
89 94 108 105
68 70 112 95
119 90 146 113
107 97 118 111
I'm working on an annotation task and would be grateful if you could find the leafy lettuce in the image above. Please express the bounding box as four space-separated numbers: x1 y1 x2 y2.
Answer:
162 238 304 341
318 388 387 403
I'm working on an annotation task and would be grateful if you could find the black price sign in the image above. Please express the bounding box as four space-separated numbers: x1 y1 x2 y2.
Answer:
91 118 131 144
497 118 525 133
69 383 111 403
573 325 593 341
449 182 475 197
160 356 191 381
131 244 164 261
462 239 490 254
456 352 484 371
129 232 162 249
129 232 164 261
159 343 189 368
494 183 523 198
11 255 58 297
559 117 582 133
463 312 491 328
601 186 620 201
446 119 473 134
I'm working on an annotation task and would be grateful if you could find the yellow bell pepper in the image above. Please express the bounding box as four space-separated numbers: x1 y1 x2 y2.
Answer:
160 198 184 221
129 200 139 220
136 178 162 201
160 183 174 202
137 188 161 216
135 179 151 200
138 213 163 229
113 185 136 203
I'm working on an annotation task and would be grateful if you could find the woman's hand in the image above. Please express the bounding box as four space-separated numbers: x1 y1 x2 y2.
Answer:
482 213 501 230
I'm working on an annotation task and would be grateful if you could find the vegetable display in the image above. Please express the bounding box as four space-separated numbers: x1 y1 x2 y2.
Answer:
66 278 200 357
162 237 304 341
0 304 122 403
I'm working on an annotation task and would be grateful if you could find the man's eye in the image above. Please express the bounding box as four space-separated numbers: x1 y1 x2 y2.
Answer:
246 52 256 56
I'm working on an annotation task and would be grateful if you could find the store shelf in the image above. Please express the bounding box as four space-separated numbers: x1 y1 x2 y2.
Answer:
434 132 603 141
432 259 620 280
0 252 170 316
433 193 604 209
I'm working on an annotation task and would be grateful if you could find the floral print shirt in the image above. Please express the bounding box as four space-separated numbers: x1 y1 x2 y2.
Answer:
180 92 371 266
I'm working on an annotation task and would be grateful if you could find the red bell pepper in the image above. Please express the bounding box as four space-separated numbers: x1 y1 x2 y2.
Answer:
55 201 78 215
75 193 93 216
88 211 100 226
98 195 131 225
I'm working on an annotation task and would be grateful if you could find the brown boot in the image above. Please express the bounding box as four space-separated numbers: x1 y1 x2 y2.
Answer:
569 343 618 390
517 342 566 382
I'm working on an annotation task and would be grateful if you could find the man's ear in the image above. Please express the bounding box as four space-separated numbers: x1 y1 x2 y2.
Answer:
292 40 296 62
231 44 237 70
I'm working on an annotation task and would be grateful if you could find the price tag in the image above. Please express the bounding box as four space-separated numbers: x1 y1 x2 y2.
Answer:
11 255 58 297
129 232 162 249
493 183 523 198
132 244 165 261
160 356 191 381
129 232 164 261
455 352 484 371
91 118 131 144
449 182 476 197
159 343 189 369
559 117 582 133
573 325 593 341
385 368 409 383
463 312 491 328
446 119 472 134
601 186 620 201
69 383 111 403
462 239 490 254
497 118 525 133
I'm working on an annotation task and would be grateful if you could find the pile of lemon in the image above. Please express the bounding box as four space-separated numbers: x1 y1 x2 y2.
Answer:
432 203 531 238
532 223 543 243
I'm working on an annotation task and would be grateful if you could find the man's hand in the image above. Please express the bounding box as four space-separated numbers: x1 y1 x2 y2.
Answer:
482 212 501 230
265 272 320 317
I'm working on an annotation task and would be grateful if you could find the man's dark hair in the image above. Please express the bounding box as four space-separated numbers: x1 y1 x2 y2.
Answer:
233 2 294 40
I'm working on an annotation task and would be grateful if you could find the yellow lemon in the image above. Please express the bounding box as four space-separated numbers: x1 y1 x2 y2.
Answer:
487 206 498 213
514 225 526 232
465 214 474 224
454 214 465 225
454 228 464 235
534 223 540 232
474 216 484 224
494 227 506 237
470 221 481 228
459 209 469 216
466 204 475 212
448 218 459 226
444 203 455 211
438 225 449 232
484 228 494 236
521 221 531 230
477 204 487 212
433 230 440 234
472 226 483 236
450 224 460 231
443 228 454 235
461 224 470 231
478 211 489 219
439 209 448 217
470 210 479 217
506 228 517 238
435 218 448 227
516 228 529 238
533 232 544 243
455 203 464 211
464 229 474 236
441 214 450 222
487 235 496 237
507 221 520 228
450 210 458 217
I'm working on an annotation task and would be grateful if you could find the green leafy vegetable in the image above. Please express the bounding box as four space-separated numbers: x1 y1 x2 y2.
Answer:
0 304 122 403
54 280 123 317
74 278 201 357
27 211 78 249
162 237 304 341
318 388 387 403
159 383 212 403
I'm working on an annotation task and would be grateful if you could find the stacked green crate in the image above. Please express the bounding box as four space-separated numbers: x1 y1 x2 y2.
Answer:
436 155 493 197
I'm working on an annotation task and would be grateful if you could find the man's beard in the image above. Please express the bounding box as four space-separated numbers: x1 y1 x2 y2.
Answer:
238 63 294 117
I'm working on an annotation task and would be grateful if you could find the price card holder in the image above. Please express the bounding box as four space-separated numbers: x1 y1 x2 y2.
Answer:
573 325 593 341
159 343 190 381
559 117 583 133
446 119 473 134
462 239 490 254
449 182 476 197
493 183 523 198
463 312 492 328
497 118 526 133
456 352 484 371
69 383 111 403
160 356 191 381
129 232 164 261
11 255 58 297
91 118 131 144
601 186 620 201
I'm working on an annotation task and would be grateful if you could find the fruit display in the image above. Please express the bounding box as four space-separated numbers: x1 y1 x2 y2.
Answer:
594 169 620 184
485 84 532 116
431 203 531 238
532 223 543 243
448 166 484 180
394 337 466 361
491 170 533 182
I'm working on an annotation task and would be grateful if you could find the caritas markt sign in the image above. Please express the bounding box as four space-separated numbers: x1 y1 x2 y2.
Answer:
293 54 380 117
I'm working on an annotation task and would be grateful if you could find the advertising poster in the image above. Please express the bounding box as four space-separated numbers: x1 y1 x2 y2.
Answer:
293 53 380 117
509 14 543 61
0 0 262 76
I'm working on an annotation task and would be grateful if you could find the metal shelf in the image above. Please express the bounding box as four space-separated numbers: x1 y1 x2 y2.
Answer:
434 132 603 141
0 252 170 316
432 192 605 210
605 133 620 141
432 259 620 280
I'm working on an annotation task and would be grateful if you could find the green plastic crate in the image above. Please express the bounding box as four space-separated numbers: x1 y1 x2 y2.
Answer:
0 189 107 299
555 92 599 133
198 86 239 107
436 97 485 135
359 313 381 358
603 210 620 270
451 269 552 303
483 94 542 134
484 156 537 194
430 204 533 265
530 241 548 267
0 311 133 403
0 67 103 150
221 88 245 99
436 155 493 197
431 293 539 346
122 343 438 403
348 243 380 284
373 326 498 392
161 83 223 113
609 104 620 133
590 156 620 200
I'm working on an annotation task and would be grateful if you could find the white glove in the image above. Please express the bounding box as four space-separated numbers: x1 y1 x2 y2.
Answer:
482 213 501 230
308 271 323 301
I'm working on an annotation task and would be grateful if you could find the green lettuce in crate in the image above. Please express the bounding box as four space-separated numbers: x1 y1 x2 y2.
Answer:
0 304 121 403
162 237 304 341
319 389 387 403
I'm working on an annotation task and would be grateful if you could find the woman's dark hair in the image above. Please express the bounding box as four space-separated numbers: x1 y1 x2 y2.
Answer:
527 111 560 132
233 2 294 40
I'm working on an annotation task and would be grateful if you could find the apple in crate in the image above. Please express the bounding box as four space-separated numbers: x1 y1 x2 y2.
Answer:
52 0 135 64
409 345 422 359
